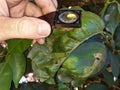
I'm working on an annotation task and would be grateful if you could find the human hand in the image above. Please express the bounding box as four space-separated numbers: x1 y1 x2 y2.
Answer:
0 0 57 44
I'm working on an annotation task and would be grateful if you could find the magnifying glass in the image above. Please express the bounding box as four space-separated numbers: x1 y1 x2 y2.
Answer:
39 10 81 28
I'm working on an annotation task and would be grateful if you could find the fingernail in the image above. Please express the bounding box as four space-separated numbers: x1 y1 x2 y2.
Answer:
38 21 51 37
37 38 45 44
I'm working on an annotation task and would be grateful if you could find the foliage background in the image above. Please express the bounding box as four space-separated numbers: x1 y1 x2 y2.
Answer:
0 0 120 90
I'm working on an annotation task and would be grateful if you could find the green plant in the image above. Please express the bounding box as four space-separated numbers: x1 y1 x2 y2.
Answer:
0 0 120 90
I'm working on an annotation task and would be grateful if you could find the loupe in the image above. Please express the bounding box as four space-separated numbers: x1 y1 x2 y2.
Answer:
39 10 81 28
55 10 81 28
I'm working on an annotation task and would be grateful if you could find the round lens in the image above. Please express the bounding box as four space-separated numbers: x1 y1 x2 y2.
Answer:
58 11 79 23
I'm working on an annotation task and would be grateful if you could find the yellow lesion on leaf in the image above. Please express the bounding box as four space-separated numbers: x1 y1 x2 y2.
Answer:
66 13 77 20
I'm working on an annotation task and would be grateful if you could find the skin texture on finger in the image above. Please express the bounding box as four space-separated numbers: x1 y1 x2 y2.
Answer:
24 2 42 17
52 0 58 9
9 0 28 17
10 0 43 18
8 0 57 17
35 0 57 14
0 16 51 41
0 0 9 16
6 0 25 8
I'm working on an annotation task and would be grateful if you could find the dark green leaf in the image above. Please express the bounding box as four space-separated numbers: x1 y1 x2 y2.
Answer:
108 51 120 79
6 53 26 88
20 83 33 90
102 70 119 86
101 1 120 34
58 42 107 84
85 82 109 90
114 23 120 50
7 39 32 53
20 83 48 90
0 63 12 90
4 39 31 88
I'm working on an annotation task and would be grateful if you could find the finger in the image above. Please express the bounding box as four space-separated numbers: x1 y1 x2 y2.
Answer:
24 2 42 17
9 0 28 17
36 38 45 45
0 0 9 16
6 0 24 8
31 38 45 46
34 0 57 14
0 16 51 41
52 0 58 8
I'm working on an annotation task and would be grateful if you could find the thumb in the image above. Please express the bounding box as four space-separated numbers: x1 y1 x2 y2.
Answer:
0 16 51 41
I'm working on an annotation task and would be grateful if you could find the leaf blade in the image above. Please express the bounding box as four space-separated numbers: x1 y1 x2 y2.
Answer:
7 53 26 88
0 63 12 90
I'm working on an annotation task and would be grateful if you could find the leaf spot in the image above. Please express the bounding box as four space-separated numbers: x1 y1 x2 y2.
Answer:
94 53 103 61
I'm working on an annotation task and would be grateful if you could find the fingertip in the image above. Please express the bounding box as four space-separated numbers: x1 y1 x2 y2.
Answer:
37 38 45 44
38 20 51 37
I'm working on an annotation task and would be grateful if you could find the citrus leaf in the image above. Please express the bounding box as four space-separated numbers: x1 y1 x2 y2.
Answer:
101 1 120 34
58 42 107 84
0 63 12 90
28 7 105 85
108 51 120 79
29 44 56 84
7 39 32 53
102 70 119 86
4 39 31 88
6 53 26 88
20 83 33 90
20 83 48 90
114 23 120 50
85 83 109 90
